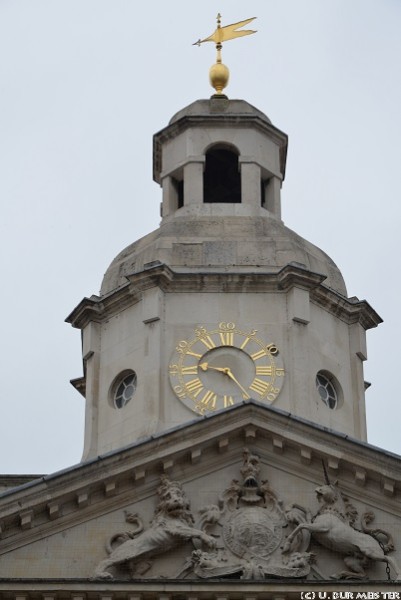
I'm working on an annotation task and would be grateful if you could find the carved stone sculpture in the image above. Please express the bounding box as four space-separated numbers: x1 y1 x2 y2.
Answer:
282 481 400 580
189 448 315 580
94 475 216 579
94 451 399 581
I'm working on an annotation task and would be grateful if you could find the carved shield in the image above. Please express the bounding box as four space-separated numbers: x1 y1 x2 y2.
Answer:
222 506 283 559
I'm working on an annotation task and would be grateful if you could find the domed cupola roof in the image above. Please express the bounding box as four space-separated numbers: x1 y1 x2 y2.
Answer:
100 217 347 297
101 98 346 297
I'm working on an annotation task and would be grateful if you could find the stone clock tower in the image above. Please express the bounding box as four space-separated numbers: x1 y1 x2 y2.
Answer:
2 17 401 593
67 97 381 460
3 82 401 594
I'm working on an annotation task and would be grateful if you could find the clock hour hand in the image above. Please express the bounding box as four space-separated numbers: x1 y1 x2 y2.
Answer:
199 362 250 400
199 361 227 374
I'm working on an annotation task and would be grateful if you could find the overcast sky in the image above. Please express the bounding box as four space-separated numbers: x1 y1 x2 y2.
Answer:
1 0 400 474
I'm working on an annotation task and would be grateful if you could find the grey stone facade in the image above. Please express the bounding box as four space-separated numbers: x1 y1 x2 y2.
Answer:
1 97 399 595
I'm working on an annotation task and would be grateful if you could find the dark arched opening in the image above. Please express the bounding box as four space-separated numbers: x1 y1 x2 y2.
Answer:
203 147 241 203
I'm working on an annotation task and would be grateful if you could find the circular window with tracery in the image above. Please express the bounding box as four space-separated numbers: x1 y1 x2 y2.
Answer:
111 371 137 409
316 371 338 410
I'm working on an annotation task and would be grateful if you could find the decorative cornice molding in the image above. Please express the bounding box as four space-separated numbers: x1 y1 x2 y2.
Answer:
66 263 382 331
1 579 400 597
276 262 326 290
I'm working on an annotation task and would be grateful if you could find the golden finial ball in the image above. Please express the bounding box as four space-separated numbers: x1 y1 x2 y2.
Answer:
209 62 230 95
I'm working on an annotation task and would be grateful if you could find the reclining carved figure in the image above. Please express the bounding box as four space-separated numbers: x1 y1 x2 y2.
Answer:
94 476 216 579
282 482 400 580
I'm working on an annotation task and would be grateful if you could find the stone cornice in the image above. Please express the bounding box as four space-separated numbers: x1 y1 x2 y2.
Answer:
0 579 400 596
276 262 327 290
0 475 42 492
312 284 382 329
66 263 382 331
0 401 399 555
153 114 288 184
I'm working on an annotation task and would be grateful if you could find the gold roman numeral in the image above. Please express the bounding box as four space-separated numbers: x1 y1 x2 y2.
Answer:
240 336 252 350
186 350 202 359
199 335 216 350
255 366 273 376
219 330 234 346
181 365 198 375
249 378 271 396
196 390 217 410
251 349 267 361
186 378 204 397
223 395 234 408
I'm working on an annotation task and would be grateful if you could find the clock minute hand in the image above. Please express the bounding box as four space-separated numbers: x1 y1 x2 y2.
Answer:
199 362 251 400
224 368 251 400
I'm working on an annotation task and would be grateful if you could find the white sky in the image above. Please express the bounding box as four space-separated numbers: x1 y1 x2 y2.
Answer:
0 0 400 474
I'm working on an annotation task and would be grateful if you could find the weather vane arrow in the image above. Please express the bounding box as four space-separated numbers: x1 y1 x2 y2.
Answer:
193 15 257 47
193 14 257 97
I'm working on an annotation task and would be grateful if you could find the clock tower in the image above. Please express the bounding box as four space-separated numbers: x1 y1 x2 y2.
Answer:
67 96 381 461
4 16 401 592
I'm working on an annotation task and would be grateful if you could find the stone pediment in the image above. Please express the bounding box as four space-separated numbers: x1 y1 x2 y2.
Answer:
0 401 400 583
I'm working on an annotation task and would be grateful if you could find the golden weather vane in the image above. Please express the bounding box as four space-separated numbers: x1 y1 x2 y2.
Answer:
193 14 257 97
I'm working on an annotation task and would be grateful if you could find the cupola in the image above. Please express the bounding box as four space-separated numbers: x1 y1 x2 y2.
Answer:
154 99 286 221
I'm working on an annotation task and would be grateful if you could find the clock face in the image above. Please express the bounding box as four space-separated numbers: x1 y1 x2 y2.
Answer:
169 323 285 415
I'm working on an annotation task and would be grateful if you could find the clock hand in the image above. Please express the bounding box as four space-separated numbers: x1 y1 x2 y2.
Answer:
199 362 227 373
224 368 251 400
199 362 250 399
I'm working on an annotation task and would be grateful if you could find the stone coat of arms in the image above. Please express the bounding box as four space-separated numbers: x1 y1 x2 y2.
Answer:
185 448 314 579
94 449 398 581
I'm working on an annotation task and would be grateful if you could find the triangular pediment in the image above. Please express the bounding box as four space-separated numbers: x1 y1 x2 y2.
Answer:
1 401 401 583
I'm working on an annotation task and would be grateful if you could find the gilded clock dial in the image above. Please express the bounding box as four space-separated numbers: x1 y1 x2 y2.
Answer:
169 323 285 415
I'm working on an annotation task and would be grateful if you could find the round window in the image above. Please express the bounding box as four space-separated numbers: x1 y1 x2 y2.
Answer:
112 371 137 409
316 371 338 410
